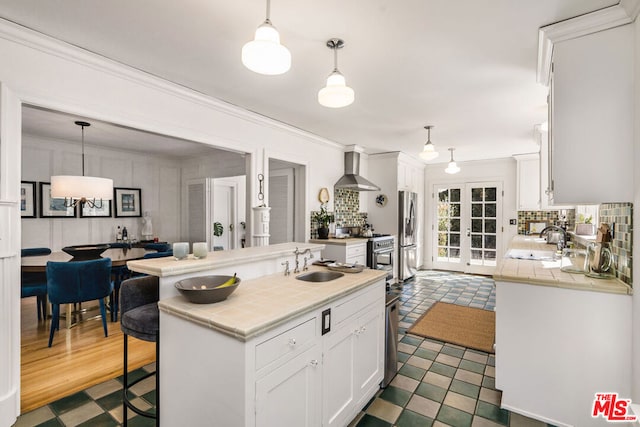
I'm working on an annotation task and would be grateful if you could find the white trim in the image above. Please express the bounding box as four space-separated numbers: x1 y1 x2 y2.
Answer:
0 18 344 151
537 1 640 85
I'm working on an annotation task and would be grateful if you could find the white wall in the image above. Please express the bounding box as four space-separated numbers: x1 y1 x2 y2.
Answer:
632 15 640 404
423 157 518 269
21 134 182 249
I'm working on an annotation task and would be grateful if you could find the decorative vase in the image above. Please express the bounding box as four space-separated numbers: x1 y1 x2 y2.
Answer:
318 227 329 239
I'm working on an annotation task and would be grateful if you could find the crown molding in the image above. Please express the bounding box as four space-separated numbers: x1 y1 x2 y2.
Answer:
0 18 344 151
537 0 639 86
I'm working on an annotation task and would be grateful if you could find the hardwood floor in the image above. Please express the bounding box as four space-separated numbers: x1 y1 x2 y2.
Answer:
20 296 155 413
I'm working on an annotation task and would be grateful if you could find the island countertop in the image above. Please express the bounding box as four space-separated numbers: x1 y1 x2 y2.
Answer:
158 266 387 341
494 235 631 295
127 242 325 277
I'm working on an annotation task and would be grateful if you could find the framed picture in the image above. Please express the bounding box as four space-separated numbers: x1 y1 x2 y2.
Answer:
39 182 76 218
114 187 142 217
20 181 36 218
80 199 112 218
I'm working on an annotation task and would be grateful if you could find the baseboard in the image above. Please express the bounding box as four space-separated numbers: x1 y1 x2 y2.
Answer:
500 403 573 427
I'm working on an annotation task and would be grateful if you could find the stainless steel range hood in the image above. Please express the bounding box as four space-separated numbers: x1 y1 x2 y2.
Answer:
334 151 380 191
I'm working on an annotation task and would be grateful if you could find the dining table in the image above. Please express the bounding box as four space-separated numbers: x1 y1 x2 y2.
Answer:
21 247 153 325
21 247 151 272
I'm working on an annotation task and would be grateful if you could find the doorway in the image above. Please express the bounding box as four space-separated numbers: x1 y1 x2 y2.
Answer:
432 181 503 275
268 158 305 244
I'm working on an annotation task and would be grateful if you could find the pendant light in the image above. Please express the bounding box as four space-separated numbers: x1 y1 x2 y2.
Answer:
419 125 439 161
444 148 461 174
50 121 113 208
318 38 354 108
241 0 291 75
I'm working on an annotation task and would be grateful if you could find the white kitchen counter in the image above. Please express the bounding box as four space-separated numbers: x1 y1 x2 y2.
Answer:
494 235 631 295
127 242 324 277
309 237 369 246
159 266 387 341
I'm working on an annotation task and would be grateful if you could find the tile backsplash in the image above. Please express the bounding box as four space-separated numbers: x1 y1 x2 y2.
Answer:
599 203 633 286
517 210 575 235
310 188 367 238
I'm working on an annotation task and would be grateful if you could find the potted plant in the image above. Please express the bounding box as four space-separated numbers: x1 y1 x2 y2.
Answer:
313 204 334 239
575 214 595 235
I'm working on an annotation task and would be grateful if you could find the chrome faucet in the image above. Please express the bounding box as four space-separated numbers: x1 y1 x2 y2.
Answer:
294 247 314 273
281 260 290 276
539 225 567 250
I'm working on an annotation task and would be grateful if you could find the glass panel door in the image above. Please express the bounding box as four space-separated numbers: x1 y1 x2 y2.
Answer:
432 182 502 274
467 183 501 275
433 185 463 271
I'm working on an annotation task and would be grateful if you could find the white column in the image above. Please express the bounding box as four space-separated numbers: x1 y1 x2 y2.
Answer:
0 83 22 426
252 206 270 247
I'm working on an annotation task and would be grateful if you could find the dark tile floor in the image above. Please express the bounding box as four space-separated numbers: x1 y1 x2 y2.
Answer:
349 271 550 427
15 270 549 426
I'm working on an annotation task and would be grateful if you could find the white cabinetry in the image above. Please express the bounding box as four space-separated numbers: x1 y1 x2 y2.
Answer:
495 281 631 426
320 241 367 266
323 290 384 426
256 345 322 427
549 24 633 204
514 154 540 211
160 278 385 426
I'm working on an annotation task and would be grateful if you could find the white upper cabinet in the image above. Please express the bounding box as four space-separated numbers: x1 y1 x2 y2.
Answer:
514 154 540 211
550 24 633 204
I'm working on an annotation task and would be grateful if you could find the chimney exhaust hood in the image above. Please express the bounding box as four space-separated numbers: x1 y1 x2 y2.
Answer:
334 151 380 191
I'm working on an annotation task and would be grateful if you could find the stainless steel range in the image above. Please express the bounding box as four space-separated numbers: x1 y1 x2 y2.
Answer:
366 234 394 283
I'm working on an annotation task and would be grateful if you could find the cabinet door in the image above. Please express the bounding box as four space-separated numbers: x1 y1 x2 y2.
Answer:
256 345 322 427
353 304 384 405
515 155 540 211
322 319 357 427
552 25 633 203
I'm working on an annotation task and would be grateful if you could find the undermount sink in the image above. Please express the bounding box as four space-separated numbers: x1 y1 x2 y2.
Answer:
296 271 344 283
505 248 557 261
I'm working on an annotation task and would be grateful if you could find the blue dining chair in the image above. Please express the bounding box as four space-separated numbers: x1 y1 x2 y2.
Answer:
21 247 52 320
46 258 113 347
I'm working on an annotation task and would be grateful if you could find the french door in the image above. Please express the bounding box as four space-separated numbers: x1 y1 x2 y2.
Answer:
432 181 502 275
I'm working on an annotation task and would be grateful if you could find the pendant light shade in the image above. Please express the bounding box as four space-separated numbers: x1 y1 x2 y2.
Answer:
445 148 461 174
318 38 354 108
50 121 113 208
419 125 439 161
242 0 291 75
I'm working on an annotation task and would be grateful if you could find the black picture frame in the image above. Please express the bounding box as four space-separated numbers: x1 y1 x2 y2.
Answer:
39 182 76 218
80 199 112 218
20 181 36 218
114 187 142 217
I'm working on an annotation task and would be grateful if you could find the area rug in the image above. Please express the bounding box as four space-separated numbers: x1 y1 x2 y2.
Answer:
407 302 495 353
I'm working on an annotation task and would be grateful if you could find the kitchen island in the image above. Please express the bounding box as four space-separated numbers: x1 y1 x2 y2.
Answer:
127 243 387 427
494 235 632 427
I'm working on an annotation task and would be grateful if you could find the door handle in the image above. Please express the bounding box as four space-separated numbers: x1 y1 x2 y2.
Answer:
466 228 471 237
229 223 234 231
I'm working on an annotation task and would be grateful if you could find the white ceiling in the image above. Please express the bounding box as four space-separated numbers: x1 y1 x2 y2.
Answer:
1 0 619 163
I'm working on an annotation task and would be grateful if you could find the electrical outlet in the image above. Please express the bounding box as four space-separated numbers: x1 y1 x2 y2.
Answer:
509 219 517 225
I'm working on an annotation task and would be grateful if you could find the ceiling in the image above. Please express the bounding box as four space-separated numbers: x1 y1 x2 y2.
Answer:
1 0 619 163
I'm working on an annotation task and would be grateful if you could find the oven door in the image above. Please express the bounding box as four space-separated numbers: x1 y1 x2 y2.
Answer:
372 248 394 281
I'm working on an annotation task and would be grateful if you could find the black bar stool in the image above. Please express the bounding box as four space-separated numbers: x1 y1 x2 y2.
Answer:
120 275 159 426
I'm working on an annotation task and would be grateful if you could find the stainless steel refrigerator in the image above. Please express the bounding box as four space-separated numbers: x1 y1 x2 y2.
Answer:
398 191 417 281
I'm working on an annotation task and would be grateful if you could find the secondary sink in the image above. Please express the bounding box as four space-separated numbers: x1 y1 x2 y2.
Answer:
505 248 557 261
296 271 344 283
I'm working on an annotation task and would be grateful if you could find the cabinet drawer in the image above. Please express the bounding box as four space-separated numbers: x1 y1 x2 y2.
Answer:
346 255 366 266
256 317 316 371
332 283 384 327
346 244 366 258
